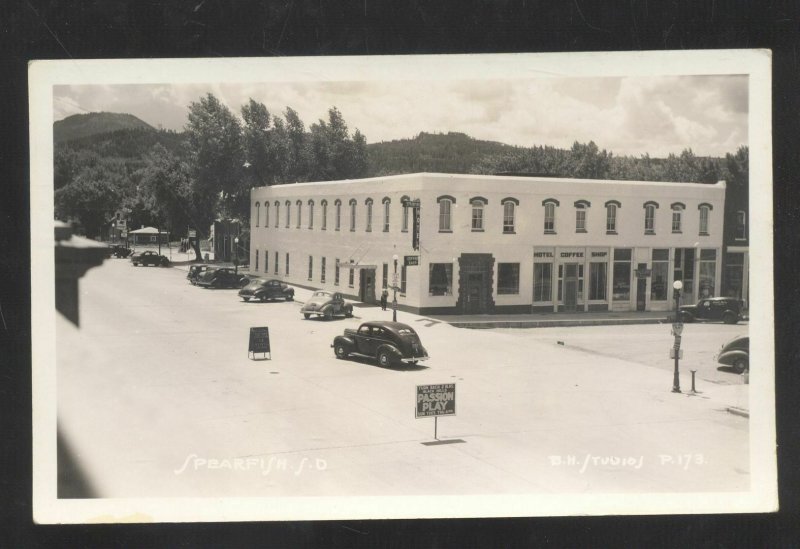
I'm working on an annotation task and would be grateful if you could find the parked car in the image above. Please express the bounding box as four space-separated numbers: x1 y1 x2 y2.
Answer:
332 321 429 367
679 297 745 324
301 290 353 319
187 264 213 284
108 244 132 258
238 279 295 302
716 335 749 373
131 250 170 267
196 267 248 289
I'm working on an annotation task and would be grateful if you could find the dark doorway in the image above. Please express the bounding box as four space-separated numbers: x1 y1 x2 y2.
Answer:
563 263 579 311
636 262 647 311
457 253 495 314
359 269 376 304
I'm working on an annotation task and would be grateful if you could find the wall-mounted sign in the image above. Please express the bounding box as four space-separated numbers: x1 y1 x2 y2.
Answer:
412 205 421 251
248 326 271 360
416 383 456 418
404 255 419 266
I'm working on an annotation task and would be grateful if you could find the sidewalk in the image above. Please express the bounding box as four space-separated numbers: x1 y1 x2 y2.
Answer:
429 310 670 329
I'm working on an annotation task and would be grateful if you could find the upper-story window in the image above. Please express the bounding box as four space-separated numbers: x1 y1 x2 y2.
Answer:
365 198 373 232
437 195 455 232
321 199 328 230
735 210 747 240
335 199 342 231
470 196 487 231
285 200 291 228
605 200 620 234
265 202 270 228
274 200 280 228
255 202 260 227
308 199 314 229
671 202 685 233
643 201 658 234
574 200 590 233
698 203 711 235
296 200 302 228
401 195 410 232
542 198 559 234
382 197 391 232
502 197 518 234
349 199 357 232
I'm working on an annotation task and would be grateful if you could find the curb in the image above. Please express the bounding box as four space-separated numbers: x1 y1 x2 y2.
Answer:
448 318 668 329
726 406 750 418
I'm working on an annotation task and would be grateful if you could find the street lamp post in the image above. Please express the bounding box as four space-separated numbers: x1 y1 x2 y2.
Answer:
672 280 684 393
392 254 399 322
234 236 240 276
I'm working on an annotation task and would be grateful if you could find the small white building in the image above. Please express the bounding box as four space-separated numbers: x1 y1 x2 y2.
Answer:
249 173 725 315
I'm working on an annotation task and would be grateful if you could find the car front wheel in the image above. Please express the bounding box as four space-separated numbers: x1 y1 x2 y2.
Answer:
324 308 333 320
286 294 294 301
733 357 748 374
242 297 250 302
723 312 738 325
304 313 311 319
334 344 348 359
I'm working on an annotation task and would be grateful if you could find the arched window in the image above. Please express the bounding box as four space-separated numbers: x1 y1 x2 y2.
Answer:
335 199 342 231
321 199 328 230
274 201 280 228
296 199 302 228
470 196 488 231
382 197 391 232
670 202 685 233
698 202 712 235
365 198 373 232
401 195 411 232
308 199 314 229
285 200 291 228
437 195 456 232
349 199 357 232
255 202 260 227
542 198 559 233
643 201 659 234
604 200 620 233
265 202 270 228
574 200 590 233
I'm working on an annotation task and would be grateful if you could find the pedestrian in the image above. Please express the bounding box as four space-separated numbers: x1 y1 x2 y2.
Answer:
380 289 388 311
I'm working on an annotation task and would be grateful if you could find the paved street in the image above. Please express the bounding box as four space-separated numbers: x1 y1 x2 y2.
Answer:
57 259 750 498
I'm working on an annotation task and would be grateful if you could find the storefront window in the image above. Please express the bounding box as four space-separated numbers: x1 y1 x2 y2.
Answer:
724 253 744 298
498 263 520 294
429 263 453 295
613 248 632 300
698 249 716 298
533 263 552 301
589 262 607 300
651 248 669 300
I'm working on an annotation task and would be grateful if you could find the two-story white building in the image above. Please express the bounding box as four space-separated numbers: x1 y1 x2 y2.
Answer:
249 173 725 315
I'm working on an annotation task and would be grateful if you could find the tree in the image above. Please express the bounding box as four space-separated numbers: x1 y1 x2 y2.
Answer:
54 158 121 238
136 144 194 236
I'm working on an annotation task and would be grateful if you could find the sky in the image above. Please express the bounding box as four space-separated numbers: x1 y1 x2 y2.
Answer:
53 75 747 158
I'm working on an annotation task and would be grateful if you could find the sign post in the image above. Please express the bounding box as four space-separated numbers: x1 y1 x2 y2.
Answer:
416 383 459 445
248 326 271 360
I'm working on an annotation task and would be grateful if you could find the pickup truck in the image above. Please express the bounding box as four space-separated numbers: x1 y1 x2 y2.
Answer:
332 321 429 367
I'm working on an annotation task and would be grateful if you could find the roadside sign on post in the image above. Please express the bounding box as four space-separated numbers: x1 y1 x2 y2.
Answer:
416 383 461 445
188 230 197 238
671 322 684 336
248 326 271 360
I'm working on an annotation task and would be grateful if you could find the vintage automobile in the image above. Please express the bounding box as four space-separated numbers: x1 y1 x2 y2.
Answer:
716 335 749 373
679 297 745 324
130 250 170 267
237 278 295 302
196 267 248 289
301 290 353 319
332 321 429 367
187 264 213 284
108 244 132 258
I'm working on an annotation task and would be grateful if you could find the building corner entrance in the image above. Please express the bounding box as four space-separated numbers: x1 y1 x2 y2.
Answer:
359 268 376 304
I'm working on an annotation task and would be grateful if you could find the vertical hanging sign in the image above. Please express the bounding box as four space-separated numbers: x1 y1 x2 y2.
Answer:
412 204 421 251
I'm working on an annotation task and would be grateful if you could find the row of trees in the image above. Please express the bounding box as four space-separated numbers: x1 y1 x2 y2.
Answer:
54 94 369 259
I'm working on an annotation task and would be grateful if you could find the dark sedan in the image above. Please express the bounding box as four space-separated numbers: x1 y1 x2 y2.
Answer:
238 279 295 302
196 267 248 289
716 335 749 373
187 264 213 285
679 297 745 324
332 321 429 367
131 250 169 267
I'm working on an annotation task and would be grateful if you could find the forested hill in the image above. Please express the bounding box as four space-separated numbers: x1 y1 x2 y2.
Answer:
54 112 154 143
366 132 518 176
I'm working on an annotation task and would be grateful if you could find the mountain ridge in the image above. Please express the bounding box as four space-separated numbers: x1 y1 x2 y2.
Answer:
54 112 155 143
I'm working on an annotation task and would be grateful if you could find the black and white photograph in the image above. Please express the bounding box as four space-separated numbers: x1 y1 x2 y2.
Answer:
30 50 776 523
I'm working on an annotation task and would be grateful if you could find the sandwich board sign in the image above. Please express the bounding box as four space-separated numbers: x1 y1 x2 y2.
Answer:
248 326 271 360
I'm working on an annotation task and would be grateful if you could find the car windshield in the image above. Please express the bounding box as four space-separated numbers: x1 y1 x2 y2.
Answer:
313 291 332 297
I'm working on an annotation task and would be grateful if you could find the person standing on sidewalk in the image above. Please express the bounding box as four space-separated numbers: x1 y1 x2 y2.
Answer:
380 289 388 311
